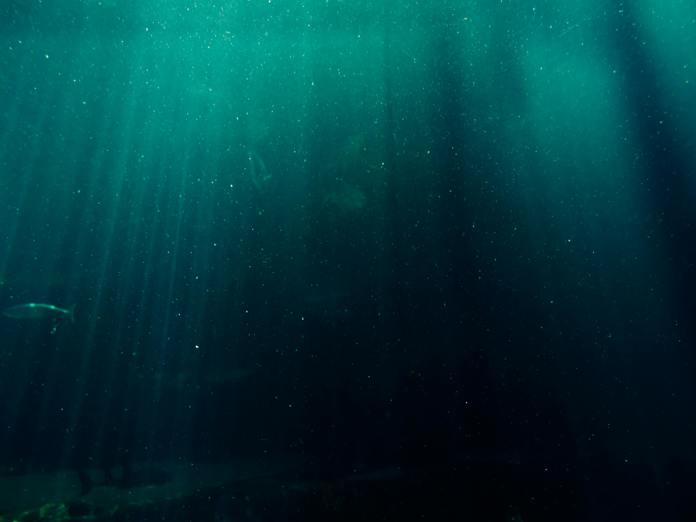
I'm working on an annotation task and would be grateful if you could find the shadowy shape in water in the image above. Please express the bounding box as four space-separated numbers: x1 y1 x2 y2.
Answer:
77 461 171 496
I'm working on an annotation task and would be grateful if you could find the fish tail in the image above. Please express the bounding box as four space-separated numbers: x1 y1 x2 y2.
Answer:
77 469 93 495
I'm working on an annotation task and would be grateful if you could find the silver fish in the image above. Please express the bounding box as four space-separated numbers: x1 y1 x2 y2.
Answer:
3 303 75 323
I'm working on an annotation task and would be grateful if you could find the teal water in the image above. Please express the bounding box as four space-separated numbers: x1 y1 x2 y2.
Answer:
1 2 695 520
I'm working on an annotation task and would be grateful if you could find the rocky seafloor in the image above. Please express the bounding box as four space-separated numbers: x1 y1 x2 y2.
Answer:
0 457 584 522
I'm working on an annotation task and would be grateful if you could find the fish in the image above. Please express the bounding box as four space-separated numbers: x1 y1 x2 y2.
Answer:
247 150 272 190
2 303 75 323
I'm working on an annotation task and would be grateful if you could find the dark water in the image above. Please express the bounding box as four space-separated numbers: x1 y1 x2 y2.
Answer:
1 2 695 520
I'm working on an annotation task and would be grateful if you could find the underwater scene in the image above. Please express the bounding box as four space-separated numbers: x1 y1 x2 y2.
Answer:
1 1 695 521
